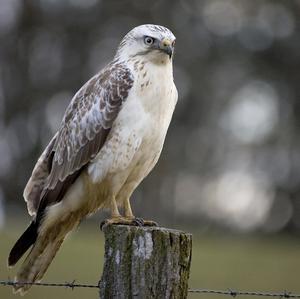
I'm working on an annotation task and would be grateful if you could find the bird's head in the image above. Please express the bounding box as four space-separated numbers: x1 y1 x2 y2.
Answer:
115 24 176 64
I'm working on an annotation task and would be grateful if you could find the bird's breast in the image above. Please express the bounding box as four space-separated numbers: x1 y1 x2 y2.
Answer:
87 62 177 184
133 63 177 127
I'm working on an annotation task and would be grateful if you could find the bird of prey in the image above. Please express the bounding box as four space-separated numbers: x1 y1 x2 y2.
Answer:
8 24 177 294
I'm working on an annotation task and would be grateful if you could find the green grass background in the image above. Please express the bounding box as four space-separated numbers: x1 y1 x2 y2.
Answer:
1 219 300 299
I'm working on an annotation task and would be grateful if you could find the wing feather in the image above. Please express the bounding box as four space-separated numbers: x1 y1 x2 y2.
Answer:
23 134 57 217
25 62 134 219
49 64 133 187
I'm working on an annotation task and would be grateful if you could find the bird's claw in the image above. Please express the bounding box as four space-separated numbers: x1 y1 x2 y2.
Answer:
100 217 158 231
132 217 144 226
140 219 158 227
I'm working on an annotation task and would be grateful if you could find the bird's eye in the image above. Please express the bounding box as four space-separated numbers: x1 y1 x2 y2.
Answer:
144 36 155 46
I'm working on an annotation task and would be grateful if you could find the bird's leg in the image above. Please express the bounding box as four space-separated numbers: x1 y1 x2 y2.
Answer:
101 197 158 230
101 197 142 229
124 197 134 219
124 197 158 227
111 195 122 219
123 197 144 226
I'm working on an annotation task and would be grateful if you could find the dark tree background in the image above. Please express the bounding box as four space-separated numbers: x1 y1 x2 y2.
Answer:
1 0 300 233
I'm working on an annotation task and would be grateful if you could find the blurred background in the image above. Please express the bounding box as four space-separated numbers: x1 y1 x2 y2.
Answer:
1 0 300 298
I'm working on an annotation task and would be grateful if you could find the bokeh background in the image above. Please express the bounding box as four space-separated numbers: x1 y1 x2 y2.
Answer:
1 0 300 298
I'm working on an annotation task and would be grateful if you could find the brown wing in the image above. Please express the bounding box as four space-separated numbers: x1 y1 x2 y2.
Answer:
26 62 133 220
23 134 57 217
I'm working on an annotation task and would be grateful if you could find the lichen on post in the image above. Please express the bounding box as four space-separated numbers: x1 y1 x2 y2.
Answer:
99 224 192 299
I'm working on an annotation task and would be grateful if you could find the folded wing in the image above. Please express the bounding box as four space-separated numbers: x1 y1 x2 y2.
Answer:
24 62 134 221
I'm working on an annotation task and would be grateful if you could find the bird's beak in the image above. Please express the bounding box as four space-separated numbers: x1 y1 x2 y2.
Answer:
159 38 174 58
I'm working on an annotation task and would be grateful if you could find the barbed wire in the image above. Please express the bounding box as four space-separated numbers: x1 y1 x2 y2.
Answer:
188 288 300 298
1 280 300 298
0 280 99 289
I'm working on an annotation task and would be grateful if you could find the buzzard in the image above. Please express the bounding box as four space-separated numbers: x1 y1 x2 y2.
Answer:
8 24 177 294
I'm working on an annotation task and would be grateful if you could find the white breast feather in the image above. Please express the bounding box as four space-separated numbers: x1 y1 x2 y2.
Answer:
88 98 146 183
88 56 177 187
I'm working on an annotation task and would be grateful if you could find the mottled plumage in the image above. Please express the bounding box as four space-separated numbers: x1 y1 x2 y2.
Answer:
8 24 177 294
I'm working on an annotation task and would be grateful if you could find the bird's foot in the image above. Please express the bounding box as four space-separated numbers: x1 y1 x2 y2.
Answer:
100 217 158 230
100 216 138 230
134 218 158 227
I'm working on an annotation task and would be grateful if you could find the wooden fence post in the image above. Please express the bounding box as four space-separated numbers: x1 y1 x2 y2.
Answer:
99 224 192 299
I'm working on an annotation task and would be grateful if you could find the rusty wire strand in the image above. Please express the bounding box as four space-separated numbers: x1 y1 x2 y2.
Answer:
1 280 300 297
188 288 300 298
0 280 99 289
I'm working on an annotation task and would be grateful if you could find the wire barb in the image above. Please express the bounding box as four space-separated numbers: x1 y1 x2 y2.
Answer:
1 280 300 297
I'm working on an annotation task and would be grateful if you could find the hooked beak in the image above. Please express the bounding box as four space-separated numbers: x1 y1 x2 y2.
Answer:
159 38 174 58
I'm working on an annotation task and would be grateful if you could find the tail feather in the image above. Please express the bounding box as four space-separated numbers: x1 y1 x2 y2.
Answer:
33 238 64 282
8 221 38 267
13 236 64 295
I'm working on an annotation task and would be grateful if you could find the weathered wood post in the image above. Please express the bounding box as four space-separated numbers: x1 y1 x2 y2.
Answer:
99 224 192 299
